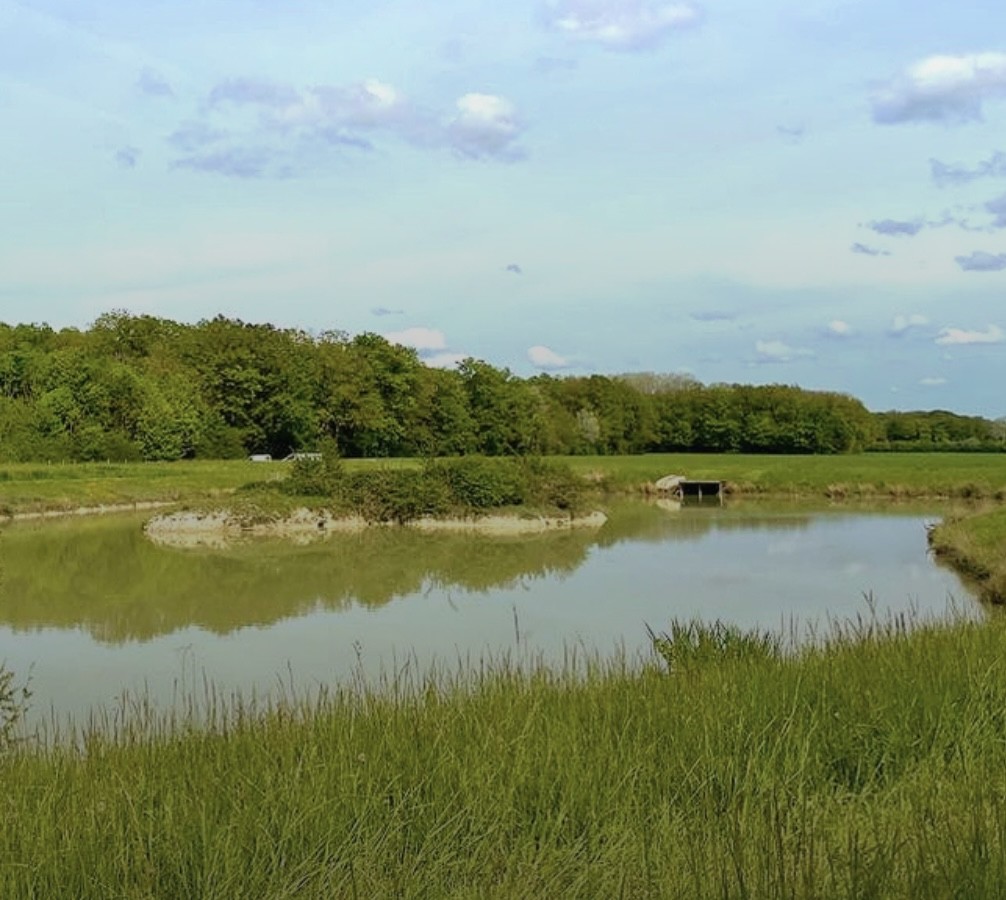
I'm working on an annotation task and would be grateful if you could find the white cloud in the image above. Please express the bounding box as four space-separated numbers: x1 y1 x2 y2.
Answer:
383 327 448 351
919 377 947 386
872 52 1006 125
448 93 524 160
294 79 407 131
754 340 814 363
827 320 853 337
889 313 929 336
935 324 1004 346
423 351 468 369
527 345 570 369
546 0 702 51
172 79 525 176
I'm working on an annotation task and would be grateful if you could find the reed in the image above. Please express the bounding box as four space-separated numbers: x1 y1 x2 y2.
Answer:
5 612 1006 897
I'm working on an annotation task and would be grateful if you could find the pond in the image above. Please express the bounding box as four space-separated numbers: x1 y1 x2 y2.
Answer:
0 500 980 727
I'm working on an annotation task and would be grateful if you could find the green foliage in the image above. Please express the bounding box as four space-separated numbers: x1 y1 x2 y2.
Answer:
73 428 143 463
280 455 584 522
873 409 1004 451
342 468 450 523
649 619 782 671
422 456 528 509
0 312 1000 463
194 423 248 460
10 618 1006 895
518 456 585 511
282 439 344 497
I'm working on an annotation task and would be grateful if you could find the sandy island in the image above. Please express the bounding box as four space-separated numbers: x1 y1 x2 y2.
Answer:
143 507 608 549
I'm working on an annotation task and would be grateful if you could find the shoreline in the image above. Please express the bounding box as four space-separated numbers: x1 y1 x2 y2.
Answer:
4 481 1000 524
927 508 1006 604
143 506 609 549
4 500 177 523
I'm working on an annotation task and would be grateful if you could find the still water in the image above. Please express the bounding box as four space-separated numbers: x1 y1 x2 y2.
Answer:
0 501 979 725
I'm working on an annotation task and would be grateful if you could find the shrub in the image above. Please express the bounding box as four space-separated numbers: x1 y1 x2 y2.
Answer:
423 457 528 510
343 469 451 524
280 454 588 522
195 424 248 460
519 457 585 512
283 439 344 497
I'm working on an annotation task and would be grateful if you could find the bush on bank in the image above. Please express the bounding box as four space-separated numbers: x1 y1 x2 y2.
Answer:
281 452 586 523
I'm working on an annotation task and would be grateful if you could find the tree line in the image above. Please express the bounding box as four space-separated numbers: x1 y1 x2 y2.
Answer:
0 312 1000 462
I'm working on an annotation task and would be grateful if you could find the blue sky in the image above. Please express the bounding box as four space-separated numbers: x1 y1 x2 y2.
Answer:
2 0 1005 416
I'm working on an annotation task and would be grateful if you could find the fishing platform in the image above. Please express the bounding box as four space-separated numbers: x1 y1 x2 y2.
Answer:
654 474 725 504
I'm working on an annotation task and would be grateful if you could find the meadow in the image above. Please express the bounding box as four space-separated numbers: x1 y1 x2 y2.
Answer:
2 452 1005 896
563 452 1006 498
3 614 1006 897
0 459 279 517
2 452 1005 518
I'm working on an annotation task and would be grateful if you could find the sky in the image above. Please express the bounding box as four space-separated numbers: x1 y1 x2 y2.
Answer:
2 0 1005 416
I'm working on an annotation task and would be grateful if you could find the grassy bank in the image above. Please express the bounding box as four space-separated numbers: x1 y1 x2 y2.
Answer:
929 507 1006 603
5 615 1006 896
562 452 1006 499
0 460 281 517
2 453 1005 518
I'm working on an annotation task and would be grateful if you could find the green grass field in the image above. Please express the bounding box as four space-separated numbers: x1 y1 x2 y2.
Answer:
1 453 1004 517
0 460 281 516
5 615 1006 897
562 452 1006 498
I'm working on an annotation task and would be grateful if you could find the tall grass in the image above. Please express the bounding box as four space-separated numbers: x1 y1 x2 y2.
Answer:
6 613 1006 896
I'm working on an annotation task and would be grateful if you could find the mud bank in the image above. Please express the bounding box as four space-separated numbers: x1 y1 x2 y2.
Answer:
144 507 608 549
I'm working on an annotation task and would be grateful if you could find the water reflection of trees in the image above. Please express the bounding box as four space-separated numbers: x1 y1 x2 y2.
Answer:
0 515 595 643
0 502 840 644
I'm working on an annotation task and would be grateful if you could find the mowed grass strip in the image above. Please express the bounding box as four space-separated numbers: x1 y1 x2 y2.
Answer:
563 452 1006 498
6 617 1006 897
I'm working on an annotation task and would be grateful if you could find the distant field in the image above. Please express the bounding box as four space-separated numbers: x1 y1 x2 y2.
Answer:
562 452 1006 498
0 453 1004 517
